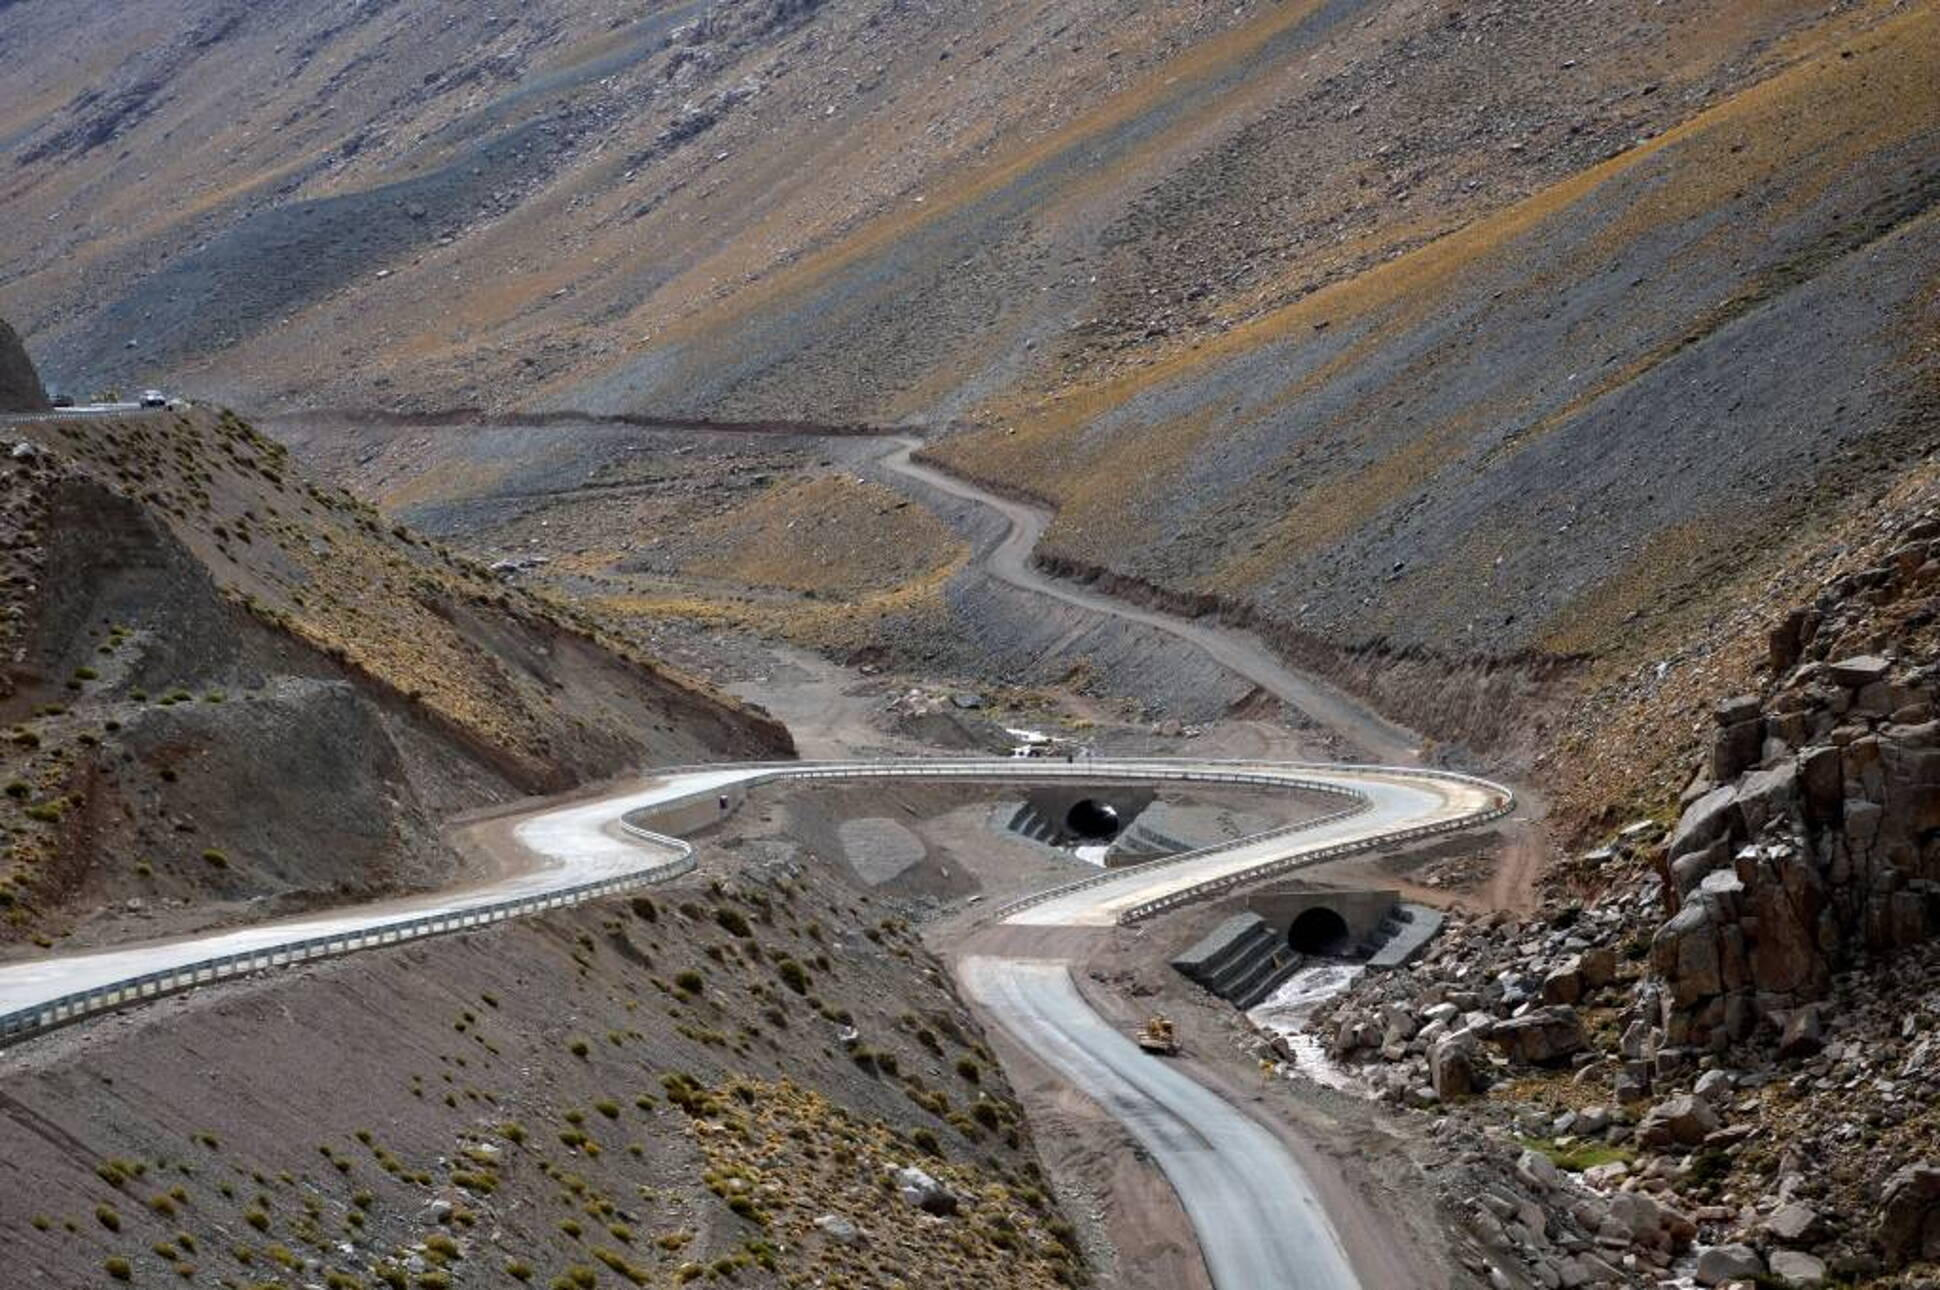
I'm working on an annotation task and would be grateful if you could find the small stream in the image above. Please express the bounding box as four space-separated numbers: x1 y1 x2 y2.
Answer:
1246 963 1366 1093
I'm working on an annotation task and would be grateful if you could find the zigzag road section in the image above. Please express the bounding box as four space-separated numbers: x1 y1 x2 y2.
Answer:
0 756 1506 1289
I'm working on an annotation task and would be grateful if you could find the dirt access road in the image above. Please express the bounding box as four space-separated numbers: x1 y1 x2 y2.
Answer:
883 438 1423 764
881 435 1545 913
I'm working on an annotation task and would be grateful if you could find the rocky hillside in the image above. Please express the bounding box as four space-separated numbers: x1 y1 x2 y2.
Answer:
0 317 47 413
0 405 791 954
1297 493 1940 1288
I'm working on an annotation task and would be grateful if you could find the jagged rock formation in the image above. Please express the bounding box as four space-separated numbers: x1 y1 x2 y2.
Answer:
1649 514 1940 1053
0 317 47 412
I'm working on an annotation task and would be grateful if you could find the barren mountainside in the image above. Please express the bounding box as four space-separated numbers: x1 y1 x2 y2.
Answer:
2 0 1934 774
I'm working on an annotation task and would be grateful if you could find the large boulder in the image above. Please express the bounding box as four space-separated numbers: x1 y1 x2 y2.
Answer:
1877 1162 1940 1267
1637 1094 1721 1148
0 316 48 413
1487 1007 1586 1067
1826 655 1891 688
894 1166 959 1217
1767 1249 1826 1288
1428 1034 1480 1099
1651 900 1725 1006
1667 785 1740 861
1694 1243 1764 1285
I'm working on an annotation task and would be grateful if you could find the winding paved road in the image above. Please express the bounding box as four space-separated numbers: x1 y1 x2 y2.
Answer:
0 420 1513 1289
963 957 1360 1289
0 756 1508 1290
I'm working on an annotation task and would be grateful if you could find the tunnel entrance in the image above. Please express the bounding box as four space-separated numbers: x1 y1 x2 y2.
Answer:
1287 907 1352 956
1064 799 1121 841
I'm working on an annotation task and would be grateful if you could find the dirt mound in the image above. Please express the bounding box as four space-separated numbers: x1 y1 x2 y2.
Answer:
0 316 46 413
0 407 791 954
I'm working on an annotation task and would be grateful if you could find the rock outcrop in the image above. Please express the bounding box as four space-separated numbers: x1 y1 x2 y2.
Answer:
1639 511 1940 1052
0 316 48 412
1651 664 1940 1050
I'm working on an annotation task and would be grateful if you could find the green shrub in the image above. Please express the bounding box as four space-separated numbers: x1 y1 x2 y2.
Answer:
775 959 810 995
104 1257 132 1282
674 970 705 995
201 849 228 868
713 908 751 938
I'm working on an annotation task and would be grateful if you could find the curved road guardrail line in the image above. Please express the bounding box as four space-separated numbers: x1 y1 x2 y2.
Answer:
0 758 1511 1048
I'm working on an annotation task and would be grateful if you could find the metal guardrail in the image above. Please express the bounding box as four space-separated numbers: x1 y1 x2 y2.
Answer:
0 758 1513 1048
1118 793 1516 922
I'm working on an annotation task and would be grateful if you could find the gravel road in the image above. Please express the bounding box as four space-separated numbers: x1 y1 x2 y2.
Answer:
882 438 1425 764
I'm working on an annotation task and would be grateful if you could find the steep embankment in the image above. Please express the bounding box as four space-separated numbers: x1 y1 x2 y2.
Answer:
0 404 790 955
0 817 1080 1290
0 317 48 412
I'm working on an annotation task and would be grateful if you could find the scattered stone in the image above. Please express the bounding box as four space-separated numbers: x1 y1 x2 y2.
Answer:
1488 1007 1587 1067
815 1214 864 1246
1878 1162 1940 1267
1763 1201 1820 1245
1767 1249 1826 1288
1826 655 1891 688
894 1166 959 1217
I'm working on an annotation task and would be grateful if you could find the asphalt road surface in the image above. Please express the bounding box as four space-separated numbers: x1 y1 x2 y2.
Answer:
0 757 1506 1290
0 761 1496 1016
963 956 1361 1289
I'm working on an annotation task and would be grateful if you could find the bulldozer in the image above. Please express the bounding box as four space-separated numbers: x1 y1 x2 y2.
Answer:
1134 1015 1180 1055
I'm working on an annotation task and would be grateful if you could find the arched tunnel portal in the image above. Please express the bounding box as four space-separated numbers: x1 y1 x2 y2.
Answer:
1065 798 1122 841
1286 906 1353 956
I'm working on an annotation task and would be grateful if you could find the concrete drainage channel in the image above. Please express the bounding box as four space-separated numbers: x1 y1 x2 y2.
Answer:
0 758 1511 1048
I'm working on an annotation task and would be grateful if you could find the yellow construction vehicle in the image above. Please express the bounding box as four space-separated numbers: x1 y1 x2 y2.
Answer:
1135 1015 1180 1055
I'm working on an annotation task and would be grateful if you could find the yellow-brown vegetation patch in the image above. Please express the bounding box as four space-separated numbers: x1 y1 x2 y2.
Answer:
681 475 965 601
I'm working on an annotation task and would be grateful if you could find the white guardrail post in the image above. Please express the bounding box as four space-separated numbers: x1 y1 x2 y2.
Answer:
0 759 1511 1047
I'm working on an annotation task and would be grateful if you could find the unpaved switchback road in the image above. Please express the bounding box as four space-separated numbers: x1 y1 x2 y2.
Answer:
881 436 1546 914
963 957 1360 1289
881 438 1424 765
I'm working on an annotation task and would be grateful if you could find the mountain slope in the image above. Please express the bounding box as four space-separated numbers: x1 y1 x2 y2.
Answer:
3 0 1935 777
0 399 791 953
0 317 47 412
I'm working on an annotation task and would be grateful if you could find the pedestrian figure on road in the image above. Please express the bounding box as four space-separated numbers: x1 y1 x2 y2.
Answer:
718 794 729 813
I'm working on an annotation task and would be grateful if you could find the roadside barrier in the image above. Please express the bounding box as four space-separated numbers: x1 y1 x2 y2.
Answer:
0 758 1511 1048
